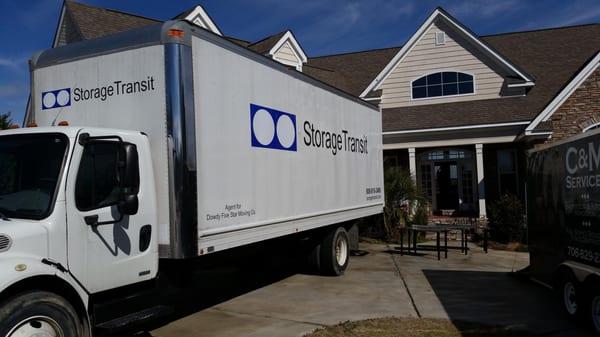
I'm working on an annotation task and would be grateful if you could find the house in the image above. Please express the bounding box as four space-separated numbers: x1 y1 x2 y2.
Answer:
47 1 600 218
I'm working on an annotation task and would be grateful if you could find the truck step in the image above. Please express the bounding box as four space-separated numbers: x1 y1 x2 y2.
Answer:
95 305 173 334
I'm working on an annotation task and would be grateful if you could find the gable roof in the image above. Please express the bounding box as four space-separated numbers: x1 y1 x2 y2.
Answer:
55 1 225 47
62 0 159 42
304 47 400 97
174 5 222 36
360 7 535 98
525 51 600 135
379 24 600 132
247 31 287 54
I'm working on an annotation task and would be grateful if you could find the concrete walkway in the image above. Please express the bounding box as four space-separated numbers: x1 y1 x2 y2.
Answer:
150 243 592 337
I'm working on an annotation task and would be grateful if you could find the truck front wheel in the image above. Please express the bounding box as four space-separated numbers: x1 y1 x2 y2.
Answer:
589 288 600 333
319 227 350 276
0 291 83 337
558 273 581 318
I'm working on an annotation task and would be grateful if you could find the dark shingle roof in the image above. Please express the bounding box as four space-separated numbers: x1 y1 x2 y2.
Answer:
246 31 287 54
304 47 400 97
65 1 159 40
377 24 600 132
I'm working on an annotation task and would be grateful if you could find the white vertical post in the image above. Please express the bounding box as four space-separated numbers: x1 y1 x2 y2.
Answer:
475 144 486 218
408 148 417 183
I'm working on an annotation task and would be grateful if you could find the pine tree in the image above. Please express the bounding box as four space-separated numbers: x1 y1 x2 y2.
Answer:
0 112 13 130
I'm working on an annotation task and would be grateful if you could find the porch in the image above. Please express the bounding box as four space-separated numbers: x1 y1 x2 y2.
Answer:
383 143 526 219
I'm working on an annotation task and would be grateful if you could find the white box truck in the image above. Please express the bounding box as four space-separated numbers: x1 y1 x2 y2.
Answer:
527 129 600 333
0 21 383 336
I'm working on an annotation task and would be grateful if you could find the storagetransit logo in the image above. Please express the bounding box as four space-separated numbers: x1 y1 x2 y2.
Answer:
250 104 297 152
42 88 71 110
41 76 157 110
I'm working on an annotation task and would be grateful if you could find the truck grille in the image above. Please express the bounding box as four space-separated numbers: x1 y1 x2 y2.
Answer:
0 234 11 252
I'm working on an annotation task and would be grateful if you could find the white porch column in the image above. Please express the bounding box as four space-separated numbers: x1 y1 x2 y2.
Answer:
475 144 486 218
408 148 417 183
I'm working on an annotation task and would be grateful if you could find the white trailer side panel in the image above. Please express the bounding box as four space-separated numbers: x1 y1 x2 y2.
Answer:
192 36 383 253
31 45 172 245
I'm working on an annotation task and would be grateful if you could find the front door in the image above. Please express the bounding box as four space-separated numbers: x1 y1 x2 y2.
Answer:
65 129 158 293
435 162 459 210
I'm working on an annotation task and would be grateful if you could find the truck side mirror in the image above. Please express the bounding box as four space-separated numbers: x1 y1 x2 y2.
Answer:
119 143 140 216
120 143 139 192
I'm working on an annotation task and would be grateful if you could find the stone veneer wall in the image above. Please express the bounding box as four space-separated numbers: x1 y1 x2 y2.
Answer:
548 68 600 143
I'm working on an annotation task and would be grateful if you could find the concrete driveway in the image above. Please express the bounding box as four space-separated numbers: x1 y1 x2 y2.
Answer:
148 243 592 337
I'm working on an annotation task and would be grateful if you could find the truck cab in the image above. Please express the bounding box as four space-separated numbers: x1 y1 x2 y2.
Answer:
0 126 158 337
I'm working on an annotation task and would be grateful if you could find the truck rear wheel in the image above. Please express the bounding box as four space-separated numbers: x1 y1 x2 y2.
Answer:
0 291 83 337
319 227 350 276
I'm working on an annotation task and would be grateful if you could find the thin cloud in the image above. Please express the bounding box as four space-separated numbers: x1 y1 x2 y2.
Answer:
0 84 27 98
554 6 600 26
0 56 28 69
447 0 522 19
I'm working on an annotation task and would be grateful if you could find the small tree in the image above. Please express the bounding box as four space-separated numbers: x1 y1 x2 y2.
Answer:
383 167 426 240
0 112 13 130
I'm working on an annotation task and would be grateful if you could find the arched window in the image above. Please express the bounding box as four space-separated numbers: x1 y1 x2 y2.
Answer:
412 72 474 99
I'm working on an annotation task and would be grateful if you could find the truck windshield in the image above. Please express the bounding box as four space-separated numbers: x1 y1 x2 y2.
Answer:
0 133 68 220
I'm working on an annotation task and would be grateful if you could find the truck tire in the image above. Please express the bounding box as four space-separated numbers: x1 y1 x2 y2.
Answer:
558 272 582 319
0 291 83 337
319 227 350 276
588 287 600 334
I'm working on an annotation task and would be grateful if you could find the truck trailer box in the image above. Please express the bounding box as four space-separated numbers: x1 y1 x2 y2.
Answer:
527 129 600 332
28 21 384 260
0 21 383 336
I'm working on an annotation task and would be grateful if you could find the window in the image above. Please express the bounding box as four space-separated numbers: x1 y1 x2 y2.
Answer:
420 164 432 200
435 32 445 45
497 149 518 196
412 72 474 99
422 149 472 161
0 134 68 220
75 142 132 211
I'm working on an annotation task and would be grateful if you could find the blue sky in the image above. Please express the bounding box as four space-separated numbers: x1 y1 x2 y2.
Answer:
1 0 599 123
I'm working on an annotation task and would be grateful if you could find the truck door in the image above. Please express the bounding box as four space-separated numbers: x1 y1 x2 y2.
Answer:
65 129 158 293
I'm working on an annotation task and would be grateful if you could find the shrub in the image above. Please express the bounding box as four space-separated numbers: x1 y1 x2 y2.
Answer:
488 193 525 243
382 167 427 241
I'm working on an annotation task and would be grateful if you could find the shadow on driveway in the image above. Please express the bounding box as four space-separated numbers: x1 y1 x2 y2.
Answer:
423 270 593 336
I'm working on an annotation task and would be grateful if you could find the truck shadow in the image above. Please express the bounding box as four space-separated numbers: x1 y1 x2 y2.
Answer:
128 239 307 336
422 270 594 336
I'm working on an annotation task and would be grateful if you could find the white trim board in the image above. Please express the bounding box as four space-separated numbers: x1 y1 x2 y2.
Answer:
184 5 222 36
359 7 534 98
268 31 308 64
525 52 600 135
383 121 531 135
383 135 517 150
52 5 67 48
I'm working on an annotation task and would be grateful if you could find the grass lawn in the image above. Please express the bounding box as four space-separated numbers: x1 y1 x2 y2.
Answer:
304 318 538 337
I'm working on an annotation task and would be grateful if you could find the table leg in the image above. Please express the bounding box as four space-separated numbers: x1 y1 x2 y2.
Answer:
413 230 417 255
399 227 404 256
444 230 448 259
484 229 488 254
436 231 440 260
464 230 468 255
